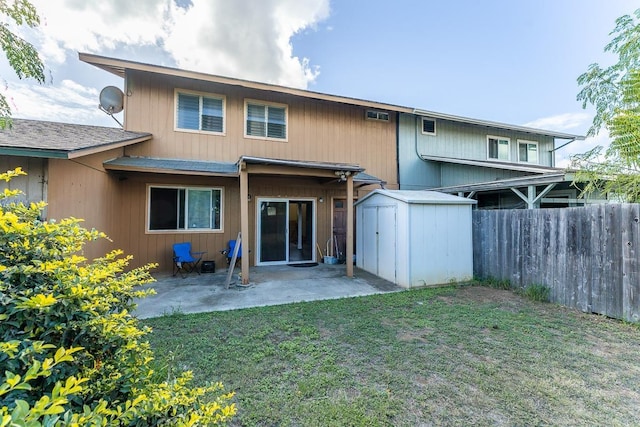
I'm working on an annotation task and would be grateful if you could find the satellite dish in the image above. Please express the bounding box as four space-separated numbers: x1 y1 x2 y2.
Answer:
99 86 124 114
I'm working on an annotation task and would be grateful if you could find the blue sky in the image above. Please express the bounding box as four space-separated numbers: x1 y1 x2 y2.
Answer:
1 0 637 165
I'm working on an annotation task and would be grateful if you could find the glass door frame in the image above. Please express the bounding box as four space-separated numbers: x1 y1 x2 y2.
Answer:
255 197 317 266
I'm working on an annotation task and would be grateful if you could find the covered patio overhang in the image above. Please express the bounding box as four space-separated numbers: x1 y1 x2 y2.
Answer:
431 172 575 209
419 154 578 209
103 155 382 186
103 155 384 284
237 156 368 284
420 155 567 174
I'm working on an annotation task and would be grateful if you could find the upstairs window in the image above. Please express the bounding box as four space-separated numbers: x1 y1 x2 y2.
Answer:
245 100 287 140
518 140 539 163
148 186 222 232
366 110 390 121
421 118 436 135
487 136 510 161
175 90 225 134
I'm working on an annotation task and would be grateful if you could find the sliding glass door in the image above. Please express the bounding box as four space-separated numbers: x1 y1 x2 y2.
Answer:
257 198 315 265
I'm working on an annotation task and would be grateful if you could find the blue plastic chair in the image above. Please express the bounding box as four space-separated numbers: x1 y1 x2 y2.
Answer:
221 239 243 266
172 242 206 277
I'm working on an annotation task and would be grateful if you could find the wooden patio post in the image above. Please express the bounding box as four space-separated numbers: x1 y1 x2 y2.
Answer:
346 174 354 278
240 165 250 285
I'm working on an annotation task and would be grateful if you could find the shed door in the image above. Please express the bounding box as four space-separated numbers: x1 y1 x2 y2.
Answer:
376 206 396 283
361 205 396 283
362 207 378 273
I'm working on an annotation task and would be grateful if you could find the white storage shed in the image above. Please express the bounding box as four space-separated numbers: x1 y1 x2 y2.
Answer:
355 190 476 288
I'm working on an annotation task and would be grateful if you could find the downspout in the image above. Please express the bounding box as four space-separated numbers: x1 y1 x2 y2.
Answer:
412 111 437 190
550 138 577 168
395 111 401 189
413 111 421 161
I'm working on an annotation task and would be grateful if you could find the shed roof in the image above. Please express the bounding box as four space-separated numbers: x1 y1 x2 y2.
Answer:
0 119 151 159
355 189 477 206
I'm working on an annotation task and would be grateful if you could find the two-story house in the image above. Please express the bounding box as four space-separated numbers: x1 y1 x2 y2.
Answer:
1 53 413 283
1 53 589 283
398 110 587 209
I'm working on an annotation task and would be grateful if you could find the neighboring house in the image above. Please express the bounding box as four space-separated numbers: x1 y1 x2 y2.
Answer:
0 53 592 283
397 110 593 209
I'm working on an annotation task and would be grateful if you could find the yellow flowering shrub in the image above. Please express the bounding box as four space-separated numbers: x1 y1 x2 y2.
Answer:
0 168 236 426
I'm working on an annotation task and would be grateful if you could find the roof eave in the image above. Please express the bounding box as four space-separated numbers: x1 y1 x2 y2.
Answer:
0 147 69 159
79 52 413 113
67 135 152 159
420 155 565 174
0 133 151 159
103 156 238 177
239 155 365 173
412 108 586 140
103 163 237 177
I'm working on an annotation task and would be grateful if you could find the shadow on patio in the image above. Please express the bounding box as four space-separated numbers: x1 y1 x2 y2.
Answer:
133 263 401 319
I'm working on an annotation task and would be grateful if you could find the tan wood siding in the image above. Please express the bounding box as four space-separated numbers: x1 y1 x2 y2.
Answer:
47 152 124 262
40 70 397 272
44 158 373 272
122 71 398 187
92 172 359 272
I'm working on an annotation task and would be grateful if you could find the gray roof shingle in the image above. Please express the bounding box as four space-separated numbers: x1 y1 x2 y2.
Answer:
0 119 152 158
104 156 238 176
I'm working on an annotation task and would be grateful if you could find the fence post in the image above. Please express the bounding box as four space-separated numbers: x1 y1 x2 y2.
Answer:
622 205 640 322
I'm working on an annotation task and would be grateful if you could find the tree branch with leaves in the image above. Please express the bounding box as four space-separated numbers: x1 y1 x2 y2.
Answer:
0 0 45 129
573 9 640 202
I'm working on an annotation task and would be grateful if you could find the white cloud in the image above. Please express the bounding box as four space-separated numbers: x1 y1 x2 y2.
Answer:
523 112 612 169
3 79 116 126
29 0 330 88
555 131 611 169
523 112 592 132
31 0 173 55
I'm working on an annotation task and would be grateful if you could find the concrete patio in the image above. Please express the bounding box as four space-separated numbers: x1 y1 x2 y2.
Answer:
133 263 402 319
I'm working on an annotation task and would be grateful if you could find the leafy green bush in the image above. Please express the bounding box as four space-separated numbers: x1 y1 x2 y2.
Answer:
0 168 236 426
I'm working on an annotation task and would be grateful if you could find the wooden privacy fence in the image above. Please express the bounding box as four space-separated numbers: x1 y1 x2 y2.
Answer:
473 204 640 322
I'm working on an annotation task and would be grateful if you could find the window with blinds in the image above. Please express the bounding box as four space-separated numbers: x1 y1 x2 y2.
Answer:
175 90 225 134
245 100 287 140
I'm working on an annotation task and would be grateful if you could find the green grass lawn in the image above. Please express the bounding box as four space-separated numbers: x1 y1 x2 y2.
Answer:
143 284 640 426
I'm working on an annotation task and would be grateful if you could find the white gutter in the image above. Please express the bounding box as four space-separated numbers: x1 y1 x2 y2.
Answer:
412 108 586 140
